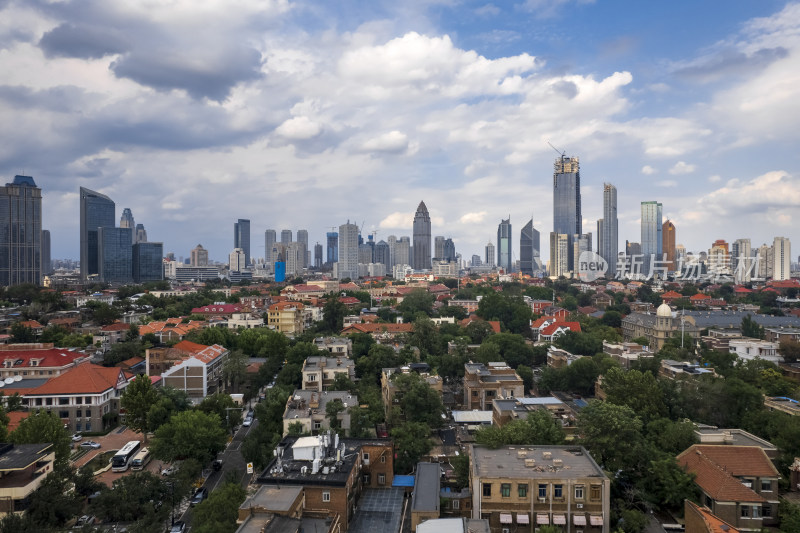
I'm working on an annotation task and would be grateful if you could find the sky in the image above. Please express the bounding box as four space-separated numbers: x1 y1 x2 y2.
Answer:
1 0 800 264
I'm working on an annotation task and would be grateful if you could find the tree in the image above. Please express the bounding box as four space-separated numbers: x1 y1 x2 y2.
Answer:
121 375 159 440
223 349 248 393
780 339 800 363
600 310 622 328
90 472 169 524
397 289 435 318
151 410 227 465
90 302 121 325
192 482 246 533
322 297 347 332
476 292 532 334
391 372 445 427
103 340 145 366
410 316 442 357
475 410 565 448
741 314 764 339
601 367 666 425
391 421 432 473
578 401 644 473
516 364 533 392
10 410 70 468
465 320 495 344
197 393 242 433
636 456 698 511
780 501 800 533
9 323 35 343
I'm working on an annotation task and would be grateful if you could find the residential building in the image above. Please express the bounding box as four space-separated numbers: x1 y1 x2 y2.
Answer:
0 443 55 515
731 239 752 283
80 187 115 280
21 363 134 433
728 339 781 363
382 366 443 420
190 244 209 267
234 219 251 266
229 248 247 272
640 201 663 276
763 396 800 416
374 240 390 271
0 176 42 286
550 233 569 278
677 445 780 530
412 462 441 531
132 242 163 282
152 340 228 400
119 208 135 244
601 340 652 369
485 242 495 268
693 427 778 459
497 218 512 272
0 344 89 380
138 319 204 344
663 219 676 271
470 444 610 533
418 518 490 533
553 155 582 272
313 337 352 356
547 347 581 368
443 238 456 262
659 360 716 380
598 183 617 276
268 302 305 335
463 362 524 411
684 500 741 533
413 201 432 270
97 227 133 283
301 356 355 392
492 397 577 433
335 222 359 280
773 237 791 281
282 389 358 435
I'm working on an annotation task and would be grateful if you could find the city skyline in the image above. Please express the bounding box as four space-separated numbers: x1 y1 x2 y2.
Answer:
2 1 799 262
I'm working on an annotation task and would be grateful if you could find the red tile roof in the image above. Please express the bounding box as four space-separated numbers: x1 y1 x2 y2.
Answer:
540 322 582 336
7 411 30 432
27 363 133 395
101 322 130 332
341 323 413 334
690 293 711 301
0 348 88 369
661 290 683 300
677 445 778 503
339 297 361 305
191 304 242 314
171 340 227 364
19 320 43 329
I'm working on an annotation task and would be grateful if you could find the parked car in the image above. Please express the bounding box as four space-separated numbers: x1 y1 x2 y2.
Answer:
242 416 253 427
71 433 83 442
190 487 208 506
161 465 177 476
169 521 186 533
80 441 101 449
73 515 95 528
212 459 222 471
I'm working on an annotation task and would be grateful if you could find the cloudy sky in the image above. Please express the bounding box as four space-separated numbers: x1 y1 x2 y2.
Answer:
2 0 799 264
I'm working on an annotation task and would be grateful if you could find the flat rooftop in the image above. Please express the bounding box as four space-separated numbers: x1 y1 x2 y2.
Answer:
471 445 606 480
240 485 302 513
412 463 440 513
283 390 358 421
0 443 52 471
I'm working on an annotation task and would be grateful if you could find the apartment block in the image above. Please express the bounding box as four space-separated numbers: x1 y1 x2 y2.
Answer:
464 363 524 411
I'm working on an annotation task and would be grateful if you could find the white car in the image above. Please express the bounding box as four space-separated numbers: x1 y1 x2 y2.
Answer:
80 441 101 449
242 416 253 427
161 465 177 476
71 433 83 442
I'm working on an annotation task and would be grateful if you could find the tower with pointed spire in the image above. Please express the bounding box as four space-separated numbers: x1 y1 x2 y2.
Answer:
412 201 432 270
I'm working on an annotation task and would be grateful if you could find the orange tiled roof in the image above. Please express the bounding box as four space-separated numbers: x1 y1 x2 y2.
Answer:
19 320 43 329
101 322 130 332
0 348 87 369
27 363 133 395
540 322 582 336
7 411 31 432
677 445 777 503
690 293 712 301
171 340 227 364
661 290 683 299
341 323 413 334
685 500 740 533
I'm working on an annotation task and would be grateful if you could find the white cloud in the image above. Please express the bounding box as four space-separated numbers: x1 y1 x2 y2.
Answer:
459 211 487 224
641 165 656 175
669 161 696 175
708 175 722 183
379 212 413 230
361 131 409 153
657 180 678 187
275 116 322 140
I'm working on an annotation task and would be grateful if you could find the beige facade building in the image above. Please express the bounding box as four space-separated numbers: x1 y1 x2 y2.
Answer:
463 362 524 411
149 340 228 400
302 356 355 392
0 443 55 515
268 302 305 335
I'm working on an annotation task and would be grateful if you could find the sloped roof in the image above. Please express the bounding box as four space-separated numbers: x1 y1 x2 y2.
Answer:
341 323 413 334
101 322 130 332
661 291 683 299
541 322 582 336
27 364 133 395
677 445 777 503
0 348 87 368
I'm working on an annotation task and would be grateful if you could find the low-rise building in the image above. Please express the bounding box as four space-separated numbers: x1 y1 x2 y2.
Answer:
764 396 800 416
659 359 716 380
547 347 581 369
764 326 800 344
464 363 524 411
226 311 264 330
412 462 441 532
693 426 778 459
381 366 444 419
470 444 610 533
137 318 205 344
301 356 355 392
282 390 358 436
601 341 653 369
268 302 305 335
492 397 577 434
728 339 782 363
0 344 89 380
313 337 352 356
0 443 55 515
148 341 228 400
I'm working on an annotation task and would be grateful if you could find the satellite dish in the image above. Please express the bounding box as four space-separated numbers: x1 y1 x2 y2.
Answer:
0 382 5 387
14 375 21 382
3 378 13 385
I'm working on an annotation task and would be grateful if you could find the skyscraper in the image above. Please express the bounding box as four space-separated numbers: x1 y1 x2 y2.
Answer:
326 232 338 265
520 219 540 275
553 155 581 271
41 229 51 276
297 229 309 268
133 242 163 282
120 208 135 244
135 224 147 244
731 238 752 283
0 176 42 286
773 237 791 281
386 235 397 269
412 201 431 270
336 221 359 280
443 238 456 262
497 218 512 272
314 243 323 268
375 240 390 271
395 237 411 267
80 187 115 280
600 183 617 276
97 227 133 283
191 244 209 267
662 220 676 271
265 230 277 263
234 219 251 266
434 236 445 260
485 242 495 268
229 248 246 272
640 201 663 275
549 232 569 278
281 229 292 245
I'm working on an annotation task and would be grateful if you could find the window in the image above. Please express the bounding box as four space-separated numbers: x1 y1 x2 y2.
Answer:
381 456 386 463
554 484 563 498
58 397 69 405
76 422 81 431
46 398 53 406
483 484 492 497
452 499 460 510
761 480 772 492
85 422 91 431
472 390 478 396
518 484 528 498
363 453 370 462
741 506 750 518
322 491 330 502
378 474 386 485
76 410 82 418
362 474 371 484
575 485 584 499
590 485 601 501
313 421 321 430
538 484 547 499
59 410 69 419
752 506 761 519
763 505 772 518
501 484 511 498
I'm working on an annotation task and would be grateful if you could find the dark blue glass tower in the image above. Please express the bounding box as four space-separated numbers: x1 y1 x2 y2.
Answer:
80 187 115 280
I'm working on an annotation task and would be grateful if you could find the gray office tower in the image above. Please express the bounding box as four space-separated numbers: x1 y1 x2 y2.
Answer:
120 208 136 244
443 238 456 262
98 227 133 283
641 201 663 275
80 187 115 280
265 230 277 262
326 232 338 264
497 218 512 272
133 242 164 282
314 243 323 268
552 155 582 271
375 240 390 270
297 229 309 268
412 201 431 270
41 229 51 276
520 219 541 275
234 219 251 266
598 183 618 276
0 176 42 286
135 224 147 244
281 229 292 245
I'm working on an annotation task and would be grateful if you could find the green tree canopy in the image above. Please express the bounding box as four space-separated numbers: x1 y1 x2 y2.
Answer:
192 482 247 533
121 375 159 439
475 410 565 449
10 410 71 468
151 410 227 465
391 421 432 473
578 401 645 473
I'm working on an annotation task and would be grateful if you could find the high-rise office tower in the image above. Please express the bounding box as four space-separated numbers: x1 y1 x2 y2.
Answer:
471 254 481 267
640 201 663 274
0 176 43 286
97 227 133 283
120 208 135 244
497 218 512 272
375 240 390 271
229 248 246 272
336 222 359 280
757 244 772 279
662 220 676 271
191 244 209 267
412 201 431 270
234 219 251 266
731 238 752 283
434 236 445 260
326 232 338 265
297 229 309 268
395 237 411 267
553 155 581 271
599 183 618 276
573 233 592 271
133 242 163 282
549 232 569 278
41 229 51 276
314 243 323 268
265 230 277 262
443 238 456 262
358 242 373 264
485 242 495 267
773 237 791 281
135 224 147 244
285 242 304 275
520 219 541 275
281 229 292 245
626 241 642 256
80 187 115 280
386 235 397 269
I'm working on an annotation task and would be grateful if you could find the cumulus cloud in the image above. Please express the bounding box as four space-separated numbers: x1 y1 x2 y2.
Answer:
361 131 409 153
39 23 128 59
708 175 722 183
669 161 696 175
657 180 677 187
641 165 656 175
379 212 413 230
275 117 322 140
459 211 488 224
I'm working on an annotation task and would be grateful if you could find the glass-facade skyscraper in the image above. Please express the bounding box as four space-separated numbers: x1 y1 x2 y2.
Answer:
98 227 133 283
133 242 164 282
497 218 512 272
80 187 115 280
599 183 618 276
120 208 135 244
41 229 51 276
412 201 431 270
641 201 663 275
553 155 582 272
234 219 251 267
297 229 309 268
0 176 42 286
520 219 540 275
326 231 338 264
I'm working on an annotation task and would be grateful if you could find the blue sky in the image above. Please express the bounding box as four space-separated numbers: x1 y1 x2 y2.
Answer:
0 0 798 264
